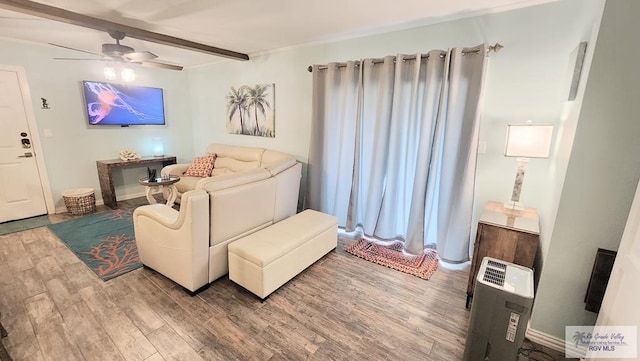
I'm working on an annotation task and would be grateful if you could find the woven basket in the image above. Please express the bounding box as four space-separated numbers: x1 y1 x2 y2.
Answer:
62 188 96 215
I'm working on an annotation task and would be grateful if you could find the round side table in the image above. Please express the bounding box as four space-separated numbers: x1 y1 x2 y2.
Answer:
138 175 180 207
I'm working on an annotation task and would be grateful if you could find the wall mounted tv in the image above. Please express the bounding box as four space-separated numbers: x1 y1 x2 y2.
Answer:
82 81 166 126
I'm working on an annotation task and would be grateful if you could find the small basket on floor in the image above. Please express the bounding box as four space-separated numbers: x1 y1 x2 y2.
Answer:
62 188 96 215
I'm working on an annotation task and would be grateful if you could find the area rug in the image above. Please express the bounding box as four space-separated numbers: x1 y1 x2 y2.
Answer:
0 215 51 236
345 239 439 280
48 207 141 281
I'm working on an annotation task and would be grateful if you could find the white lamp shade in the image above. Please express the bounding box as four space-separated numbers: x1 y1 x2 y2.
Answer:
505 124 553 158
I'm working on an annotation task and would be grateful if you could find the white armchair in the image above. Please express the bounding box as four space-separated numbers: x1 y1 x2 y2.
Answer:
133 189 210 293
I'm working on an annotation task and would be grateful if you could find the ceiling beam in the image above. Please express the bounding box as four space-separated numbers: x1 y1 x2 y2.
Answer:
0 0 250 61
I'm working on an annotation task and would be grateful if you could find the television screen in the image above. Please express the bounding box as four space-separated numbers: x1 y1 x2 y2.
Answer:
82 81 166 126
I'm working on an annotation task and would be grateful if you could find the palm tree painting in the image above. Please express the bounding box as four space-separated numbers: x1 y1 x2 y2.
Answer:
226 86 248 134
226 83 275 137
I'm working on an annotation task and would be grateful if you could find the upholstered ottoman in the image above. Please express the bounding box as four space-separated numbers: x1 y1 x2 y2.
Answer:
228 209 338 299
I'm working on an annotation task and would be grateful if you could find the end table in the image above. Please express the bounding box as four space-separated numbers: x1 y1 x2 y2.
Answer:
138 176 180 207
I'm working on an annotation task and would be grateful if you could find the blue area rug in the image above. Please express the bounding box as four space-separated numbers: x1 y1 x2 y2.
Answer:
0 215 51 236
48 207 141 281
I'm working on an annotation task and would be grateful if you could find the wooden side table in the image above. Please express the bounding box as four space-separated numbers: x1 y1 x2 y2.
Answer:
138 176 180 207
466 201 540 308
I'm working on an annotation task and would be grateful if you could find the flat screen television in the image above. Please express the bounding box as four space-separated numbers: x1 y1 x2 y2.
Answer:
82 81 166 126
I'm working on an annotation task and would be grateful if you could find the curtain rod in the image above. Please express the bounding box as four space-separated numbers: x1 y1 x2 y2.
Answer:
307 43 503 72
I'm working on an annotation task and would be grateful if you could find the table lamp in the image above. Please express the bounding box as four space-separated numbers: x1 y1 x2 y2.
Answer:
152 138 164 157
504 122 553 210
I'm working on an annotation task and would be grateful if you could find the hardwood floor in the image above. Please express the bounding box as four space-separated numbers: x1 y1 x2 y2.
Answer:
0 199 572 361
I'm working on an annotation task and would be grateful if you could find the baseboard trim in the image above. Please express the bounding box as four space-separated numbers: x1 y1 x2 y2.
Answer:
526 326 584 358
116 191 147 202
526 327 565 353
54 191 146 214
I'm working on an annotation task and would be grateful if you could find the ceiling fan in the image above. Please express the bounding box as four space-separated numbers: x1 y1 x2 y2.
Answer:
51 30 183 71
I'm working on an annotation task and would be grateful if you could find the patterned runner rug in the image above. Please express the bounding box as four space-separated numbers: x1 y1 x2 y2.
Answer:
48 207 141 281
345 238 438 280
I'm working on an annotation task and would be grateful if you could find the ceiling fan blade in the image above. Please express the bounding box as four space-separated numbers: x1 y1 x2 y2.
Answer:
140 61 183 71
124 51 158 61
49 43 102 56
53 57 104 61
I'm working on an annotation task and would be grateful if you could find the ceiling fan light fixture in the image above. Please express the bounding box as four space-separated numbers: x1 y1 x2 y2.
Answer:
121 68 135 82
104 66 116 80
125 51 158 62
102 43 134 57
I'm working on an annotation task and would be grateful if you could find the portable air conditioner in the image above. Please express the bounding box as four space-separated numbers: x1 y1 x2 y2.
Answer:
463 257 534 361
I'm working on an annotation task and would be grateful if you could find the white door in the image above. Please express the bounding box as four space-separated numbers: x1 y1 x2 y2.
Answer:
590 180 640 360
0 68 47 222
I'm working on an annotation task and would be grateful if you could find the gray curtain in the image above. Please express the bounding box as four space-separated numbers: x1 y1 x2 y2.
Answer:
306 45 487 263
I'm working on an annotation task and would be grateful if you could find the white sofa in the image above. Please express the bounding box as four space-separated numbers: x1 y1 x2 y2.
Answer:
161 143 297 204
133 144 302 292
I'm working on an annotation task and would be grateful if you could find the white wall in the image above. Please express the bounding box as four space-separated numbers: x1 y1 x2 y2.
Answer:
470 2 603 264
531 0 640 339
0 39 195 209
188 48 322 160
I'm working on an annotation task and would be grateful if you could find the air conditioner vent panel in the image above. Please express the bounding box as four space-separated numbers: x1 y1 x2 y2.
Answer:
483 267 506 286
487 259 507 270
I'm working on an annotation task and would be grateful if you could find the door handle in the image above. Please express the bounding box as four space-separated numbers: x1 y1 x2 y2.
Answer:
18 152 33 158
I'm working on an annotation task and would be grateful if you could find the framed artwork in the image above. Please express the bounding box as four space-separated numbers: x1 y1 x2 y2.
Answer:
226 83 275 137
567 42 587 101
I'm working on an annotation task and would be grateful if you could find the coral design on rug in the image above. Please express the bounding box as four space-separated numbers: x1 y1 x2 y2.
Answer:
109 207 135 220
80 234 140 279
48 206 143 281
345 238 438 280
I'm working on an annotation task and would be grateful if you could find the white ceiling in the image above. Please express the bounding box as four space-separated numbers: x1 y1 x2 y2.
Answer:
0 0 557 69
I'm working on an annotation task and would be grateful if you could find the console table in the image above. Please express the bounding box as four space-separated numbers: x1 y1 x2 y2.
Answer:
97 156 177 209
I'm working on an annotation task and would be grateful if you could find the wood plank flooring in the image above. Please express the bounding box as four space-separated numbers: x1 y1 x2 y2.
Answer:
0 199 572 361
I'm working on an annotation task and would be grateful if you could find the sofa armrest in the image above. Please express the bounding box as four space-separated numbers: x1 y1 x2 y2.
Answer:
262 150 296 176
133 189 210 292
162 163 191 176
133 188 209 241
196 168 271 192
133 203 180 228
264 158 296 176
